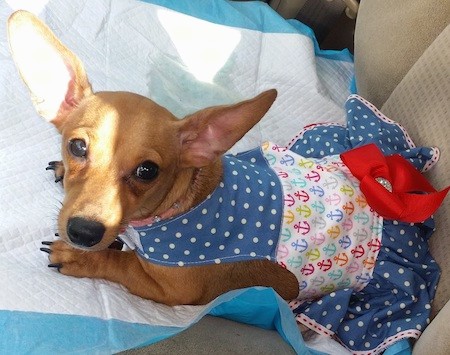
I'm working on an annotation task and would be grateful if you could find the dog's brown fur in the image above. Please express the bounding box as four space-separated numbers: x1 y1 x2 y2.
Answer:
9 11 298 305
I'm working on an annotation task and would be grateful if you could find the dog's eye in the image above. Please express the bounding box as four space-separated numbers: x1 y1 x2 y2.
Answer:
134 161 159 181
68 139 87 158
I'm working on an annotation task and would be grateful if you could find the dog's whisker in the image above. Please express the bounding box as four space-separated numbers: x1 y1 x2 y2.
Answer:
45 212 60 219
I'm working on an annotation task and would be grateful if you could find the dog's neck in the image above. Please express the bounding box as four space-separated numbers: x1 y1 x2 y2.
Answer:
130 160 223 227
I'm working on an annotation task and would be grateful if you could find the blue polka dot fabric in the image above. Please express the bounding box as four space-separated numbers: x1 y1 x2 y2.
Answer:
132 149 284 266
288 95 440 353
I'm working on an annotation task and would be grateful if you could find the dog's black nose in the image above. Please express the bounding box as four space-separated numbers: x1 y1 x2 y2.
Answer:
67 217 105 247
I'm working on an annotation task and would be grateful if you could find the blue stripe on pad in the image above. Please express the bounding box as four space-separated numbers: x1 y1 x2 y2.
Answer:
1 288 324 354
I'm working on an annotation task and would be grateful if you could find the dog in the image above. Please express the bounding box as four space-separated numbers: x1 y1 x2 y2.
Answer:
8 10 301 306
8 10 450 352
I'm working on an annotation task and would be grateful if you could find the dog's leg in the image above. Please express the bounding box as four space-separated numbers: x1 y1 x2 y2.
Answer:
40 240 171 303
46 161 64 184
40 240 300 304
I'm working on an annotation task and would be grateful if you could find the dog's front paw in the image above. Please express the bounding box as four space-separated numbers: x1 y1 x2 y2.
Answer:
40 240 100 278
46 161 65 184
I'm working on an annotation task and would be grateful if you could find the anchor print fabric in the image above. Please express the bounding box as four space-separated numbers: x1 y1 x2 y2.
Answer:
286 95 441 354
262 142 383 299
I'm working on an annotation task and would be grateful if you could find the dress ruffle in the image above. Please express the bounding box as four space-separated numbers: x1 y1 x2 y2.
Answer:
287 95 439 173
287 95 440 353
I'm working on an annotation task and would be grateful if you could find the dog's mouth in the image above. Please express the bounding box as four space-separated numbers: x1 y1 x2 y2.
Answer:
128 216 156 228
128 201 181 227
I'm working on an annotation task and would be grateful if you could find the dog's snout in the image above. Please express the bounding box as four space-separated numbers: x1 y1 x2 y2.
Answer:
67 217 106 247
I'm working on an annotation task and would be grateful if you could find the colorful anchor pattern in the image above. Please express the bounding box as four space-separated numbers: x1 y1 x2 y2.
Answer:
262 142 383 298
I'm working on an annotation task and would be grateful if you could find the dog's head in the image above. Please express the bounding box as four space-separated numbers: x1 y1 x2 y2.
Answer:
8 10 277 250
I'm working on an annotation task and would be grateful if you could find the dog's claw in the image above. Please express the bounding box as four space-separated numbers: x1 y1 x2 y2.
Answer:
46 161 59 170
54 233 59 237
42 241 54 246
40 247 52 254
48 263 62 272
46 161 64 185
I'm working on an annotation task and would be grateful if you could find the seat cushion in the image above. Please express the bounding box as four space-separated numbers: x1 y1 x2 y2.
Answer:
354 0 450 108
381 24 450 317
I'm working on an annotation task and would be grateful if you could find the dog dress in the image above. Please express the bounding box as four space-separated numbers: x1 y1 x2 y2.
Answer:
120 95 447 354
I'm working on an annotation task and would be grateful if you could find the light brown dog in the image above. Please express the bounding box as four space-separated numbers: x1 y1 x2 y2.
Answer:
8 10 299 305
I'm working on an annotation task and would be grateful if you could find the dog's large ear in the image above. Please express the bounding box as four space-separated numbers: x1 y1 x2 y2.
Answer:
8 11 92 128
179 89 277 168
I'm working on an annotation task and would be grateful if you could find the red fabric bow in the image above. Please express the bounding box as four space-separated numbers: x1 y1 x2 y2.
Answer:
341 144 449 223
